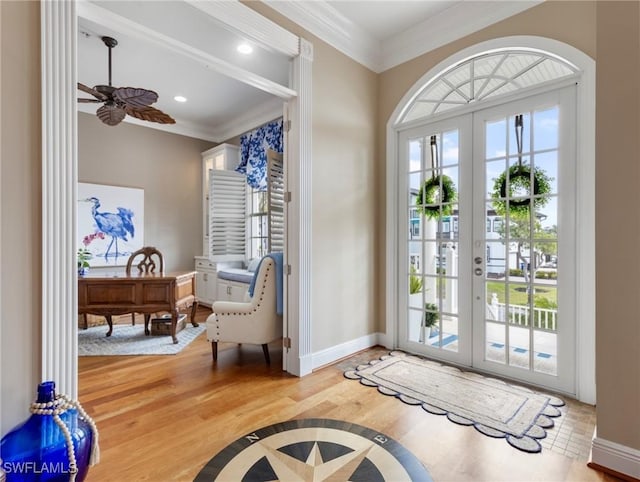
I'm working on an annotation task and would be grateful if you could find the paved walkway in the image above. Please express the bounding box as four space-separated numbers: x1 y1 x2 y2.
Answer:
420 316 558 375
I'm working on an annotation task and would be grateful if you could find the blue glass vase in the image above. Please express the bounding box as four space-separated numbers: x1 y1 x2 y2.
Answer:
0 381 94 482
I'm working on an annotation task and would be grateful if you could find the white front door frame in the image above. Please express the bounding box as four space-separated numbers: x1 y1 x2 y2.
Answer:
385 36 595 403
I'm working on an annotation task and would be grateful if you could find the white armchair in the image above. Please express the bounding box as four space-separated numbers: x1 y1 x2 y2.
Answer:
206 257 282 364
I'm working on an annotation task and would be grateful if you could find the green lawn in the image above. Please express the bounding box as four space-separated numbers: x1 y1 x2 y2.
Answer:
427 277 558 308
486 281 557 307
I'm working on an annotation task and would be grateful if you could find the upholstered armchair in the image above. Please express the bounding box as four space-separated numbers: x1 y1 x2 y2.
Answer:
206 256 282 364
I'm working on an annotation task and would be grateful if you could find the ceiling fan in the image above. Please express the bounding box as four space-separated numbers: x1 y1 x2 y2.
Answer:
77 36 176 127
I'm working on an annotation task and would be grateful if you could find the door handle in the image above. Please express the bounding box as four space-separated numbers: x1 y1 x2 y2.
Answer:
474 257 483 265
474 267 483 276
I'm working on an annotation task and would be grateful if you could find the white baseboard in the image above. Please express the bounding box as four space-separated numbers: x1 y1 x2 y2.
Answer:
298 354 313 377
311 333 383 369
591 437 640 479
376 332 394 350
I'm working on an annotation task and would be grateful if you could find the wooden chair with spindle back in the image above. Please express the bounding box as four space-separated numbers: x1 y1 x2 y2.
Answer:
126 247 165 329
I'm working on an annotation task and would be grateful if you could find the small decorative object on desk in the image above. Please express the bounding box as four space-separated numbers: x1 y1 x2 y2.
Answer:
77 248 92 276
0 381 99 482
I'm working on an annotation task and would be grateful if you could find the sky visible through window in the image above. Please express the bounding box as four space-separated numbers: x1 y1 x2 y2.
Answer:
408 106 559 229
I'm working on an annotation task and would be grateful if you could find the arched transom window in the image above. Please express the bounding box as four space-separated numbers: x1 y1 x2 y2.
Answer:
400 50 578 124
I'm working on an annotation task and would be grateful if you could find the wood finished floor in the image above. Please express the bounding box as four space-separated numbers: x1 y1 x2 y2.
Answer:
79 308 620 482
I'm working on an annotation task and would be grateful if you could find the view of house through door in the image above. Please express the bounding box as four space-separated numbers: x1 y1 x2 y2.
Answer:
399 86 577 394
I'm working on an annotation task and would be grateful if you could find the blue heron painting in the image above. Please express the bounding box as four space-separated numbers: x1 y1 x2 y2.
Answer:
77 183 144 266
84 197 134 259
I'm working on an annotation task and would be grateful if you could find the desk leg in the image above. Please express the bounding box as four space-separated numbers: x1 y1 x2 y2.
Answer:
105 315 113 337
190 301 199 327
144 314 151 336
171 309 179 344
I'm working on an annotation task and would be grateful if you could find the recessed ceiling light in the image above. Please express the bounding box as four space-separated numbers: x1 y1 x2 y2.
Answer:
174 95 187 103
237 43 253 55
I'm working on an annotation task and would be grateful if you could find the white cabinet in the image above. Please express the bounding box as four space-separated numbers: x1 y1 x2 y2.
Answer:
201 143 240 257
217 278 249 303
195 257 217 307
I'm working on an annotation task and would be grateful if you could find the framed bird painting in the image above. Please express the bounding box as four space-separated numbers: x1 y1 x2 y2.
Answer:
77 183 144 268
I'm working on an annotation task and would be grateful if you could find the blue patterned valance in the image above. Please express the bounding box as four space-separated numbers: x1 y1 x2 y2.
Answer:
236 118 283 190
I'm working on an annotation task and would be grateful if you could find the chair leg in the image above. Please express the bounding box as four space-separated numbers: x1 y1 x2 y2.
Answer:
131 313 135 325
262 344 271 365
211 341 218 361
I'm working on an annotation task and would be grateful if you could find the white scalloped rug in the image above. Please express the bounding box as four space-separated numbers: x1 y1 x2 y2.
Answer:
344 351 564 453
78 323 205 356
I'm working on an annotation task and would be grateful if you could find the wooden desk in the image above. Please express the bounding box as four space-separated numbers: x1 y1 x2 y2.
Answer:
78 270 198 344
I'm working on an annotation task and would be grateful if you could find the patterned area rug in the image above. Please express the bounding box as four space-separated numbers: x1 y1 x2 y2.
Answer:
194 418 432 481
78 323 205 356
344 351 564 453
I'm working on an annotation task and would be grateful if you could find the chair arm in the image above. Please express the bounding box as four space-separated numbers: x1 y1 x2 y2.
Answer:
206 300 281 345
211 300 254 314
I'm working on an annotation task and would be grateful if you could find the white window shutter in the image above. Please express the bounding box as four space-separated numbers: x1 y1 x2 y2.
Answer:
209 169 246 261
267 150 285 253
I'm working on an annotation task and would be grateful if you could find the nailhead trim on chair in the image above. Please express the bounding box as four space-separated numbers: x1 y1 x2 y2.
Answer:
212 263 274 340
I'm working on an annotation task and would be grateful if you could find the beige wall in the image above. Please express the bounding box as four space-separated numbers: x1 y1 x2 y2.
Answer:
378 0 639 453
310 40 378 349
0 0 41 434
594 1 640 451
78 113 213 271
248 3 379 352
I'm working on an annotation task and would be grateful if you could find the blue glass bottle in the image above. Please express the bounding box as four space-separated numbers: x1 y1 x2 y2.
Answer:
0 381 94 482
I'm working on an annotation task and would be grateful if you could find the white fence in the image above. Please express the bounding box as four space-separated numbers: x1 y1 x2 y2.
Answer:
486 293 557 331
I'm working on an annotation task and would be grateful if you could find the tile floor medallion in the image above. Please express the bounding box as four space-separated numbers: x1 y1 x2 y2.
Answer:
194 418 433 481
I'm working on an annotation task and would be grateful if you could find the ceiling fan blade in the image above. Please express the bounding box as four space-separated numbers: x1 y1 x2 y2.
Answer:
77 82 107 102
113 87 158 107
97 104 126 126
125 105 176 125
78 98 102 103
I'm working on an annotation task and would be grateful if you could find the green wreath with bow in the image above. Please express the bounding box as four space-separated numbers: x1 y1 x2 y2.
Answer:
491 115 553 218
415 175 457 219
415 135 458 220
491 164 552 217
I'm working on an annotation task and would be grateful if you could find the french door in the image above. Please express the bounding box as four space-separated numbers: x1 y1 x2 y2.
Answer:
398 87 576 394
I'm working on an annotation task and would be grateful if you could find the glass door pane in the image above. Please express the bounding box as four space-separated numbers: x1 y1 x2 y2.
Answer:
472 87 575 393
399 115 472 366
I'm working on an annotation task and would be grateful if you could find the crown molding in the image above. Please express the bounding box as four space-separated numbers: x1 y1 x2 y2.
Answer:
78 96 284 143
380 1 543 71
77 105 219 141
263 0 542 73
214 96 284 142
262 0 381 71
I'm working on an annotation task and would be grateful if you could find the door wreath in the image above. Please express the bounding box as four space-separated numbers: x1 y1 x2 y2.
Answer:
415 135 457 219
491 114 552 217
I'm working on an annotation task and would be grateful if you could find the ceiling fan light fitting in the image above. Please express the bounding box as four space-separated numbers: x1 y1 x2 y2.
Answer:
101 36 118 48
